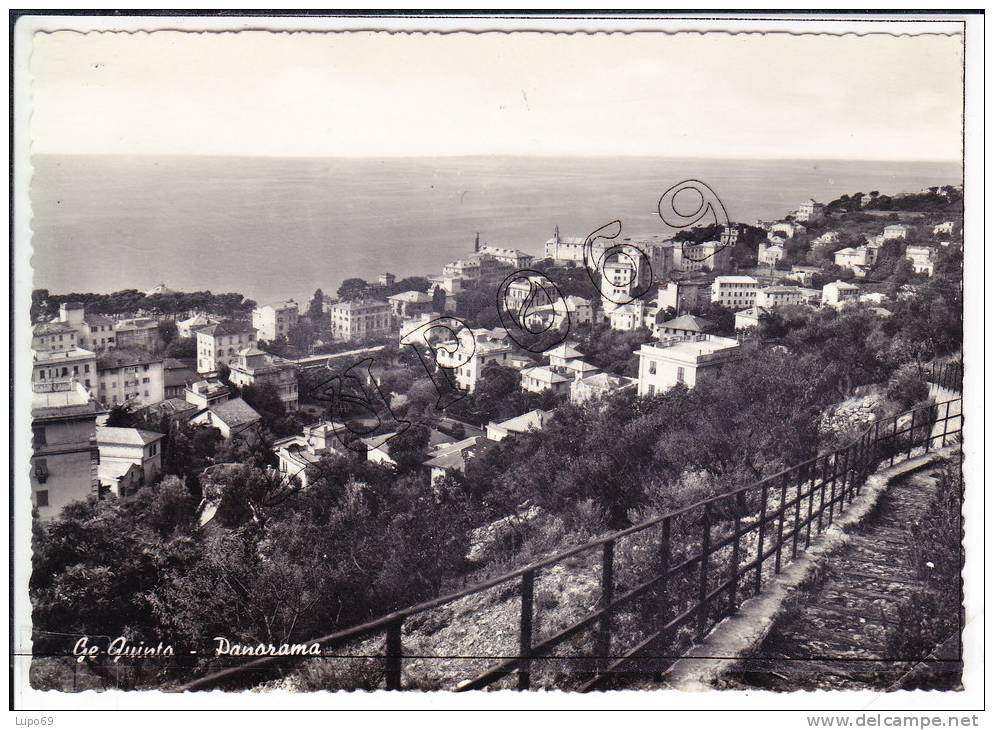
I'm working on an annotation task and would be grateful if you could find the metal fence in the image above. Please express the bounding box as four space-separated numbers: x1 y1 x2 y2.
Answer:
177 395 963 692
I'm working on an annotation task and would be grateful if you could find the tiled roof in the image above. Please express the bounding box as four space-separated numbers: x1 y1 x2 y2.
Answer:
388 291 433 303
96 425 165 446
82 313 116 326
208 397 261 429
199 320 257 337
33 322 76 336
96 348 163 370
521 366 569 384
659 315 716 332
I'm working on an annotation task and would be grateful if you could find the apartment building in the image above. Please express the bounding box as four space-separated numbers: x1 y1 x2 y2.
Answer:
252 300 299 342
710 276 759 309
327 299 392 343
196 320 258 373
636 334 741 396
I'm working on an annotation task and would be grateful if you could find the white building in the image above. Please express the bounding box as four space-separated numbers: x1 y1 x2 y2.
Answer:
757 242 785 267
822 280 861 308
478 245 534 269
636 334 741 397
933 221 957 236
228 347 299 411
734 306 769 331
755 286 804 309
51 302 117 351
30 380 104 521
570 372 637 405
883 224 911 240
177 312 220 338
196 320 258 374
95 426 164 495
485 409 552 442
252 300 299 343
905 245 937 276
544 228 595 264
273 422 347 487
790 265 821 286
423 436 492 486
519 365 570 395
711 276 759 309
609 301 647 332
657 314 717 338
796 199 825 223
31 322 98 393
656 280 711 314
188 397 261 440
434 328 512 393
327 299 392 343
388 291 436 320
114 318 161 352
184 379 232 409
95 348 165 408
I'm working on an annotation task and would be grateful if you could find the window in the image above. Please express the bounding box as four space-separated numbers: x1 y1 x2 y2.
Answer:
36 489 49 507
34 459 48 484
648 361 657 375
142 377 150 384
32 426 46 448
676 366 685 384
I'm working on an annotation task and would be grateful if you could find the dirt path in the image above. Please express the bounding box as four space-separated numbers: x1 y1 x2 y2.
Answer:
720 465 961 691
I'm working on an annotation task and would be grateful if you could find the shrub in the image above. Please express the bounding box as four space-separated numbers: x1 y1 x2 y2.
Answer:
886 364 929 409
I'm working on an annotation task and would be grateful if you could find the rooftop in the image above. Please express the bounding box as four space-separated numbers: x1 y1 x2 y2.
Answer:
714 276 759 285
388 290 434 303
96 425 165 446
33 322 76 336
96 347 163 370
198 320 257 337
659 314 716 332
205 397 261 429
521 365 569 384
641 334 741 362
488 409 552 435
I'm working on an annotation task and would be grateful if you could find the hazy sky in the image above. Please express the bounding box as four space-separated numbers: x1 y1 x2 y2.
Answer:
31 30 963 161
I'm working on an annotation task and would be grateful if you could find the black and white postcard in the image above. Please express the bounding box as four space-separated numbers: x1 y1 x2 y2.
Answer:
9 10 984 722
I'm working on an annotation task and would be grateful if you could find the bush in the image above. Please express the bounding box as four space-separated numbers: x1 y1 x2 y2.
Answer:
887 364 929 409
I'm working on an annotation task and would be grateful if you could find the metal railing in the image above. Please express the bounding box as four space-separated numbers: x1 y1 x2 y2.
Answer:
177 396 963 692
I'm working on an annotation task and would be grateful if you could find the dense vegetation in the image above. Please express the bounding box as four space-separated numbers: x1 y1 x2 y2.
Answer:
30 265 961 689
31 288 256 323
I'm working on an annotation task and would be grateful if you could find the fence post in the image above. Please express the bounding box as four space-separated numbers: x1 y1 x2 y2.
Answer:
518 570 534 690
941 400 950 448
652 516 672 681
774 472 789 574
872 421 881 470
828 452 841 525
907 409 917 459
890 415 899 467
595 540 615 676
805 461 816 548
817 456 829 534
755 482 769 594
792 465 804 560
730 491 745 614
697 503 712 641
385 619 403 690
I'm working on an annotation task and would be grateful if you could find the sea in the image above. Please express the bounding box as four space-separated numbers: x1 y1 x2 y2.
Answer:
29 155 962 306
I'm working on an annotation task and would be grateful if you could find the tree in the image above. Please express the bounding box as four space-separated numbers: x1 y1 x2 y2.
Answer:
308 288 325 320
164 336 197 359
158 320 178 347
337 278 369 301
384 422 431 474
105 403 137 427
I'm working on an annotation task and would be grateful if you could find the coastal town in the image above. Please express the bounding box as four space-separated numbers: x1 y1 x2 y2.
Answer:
28 183 964 690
